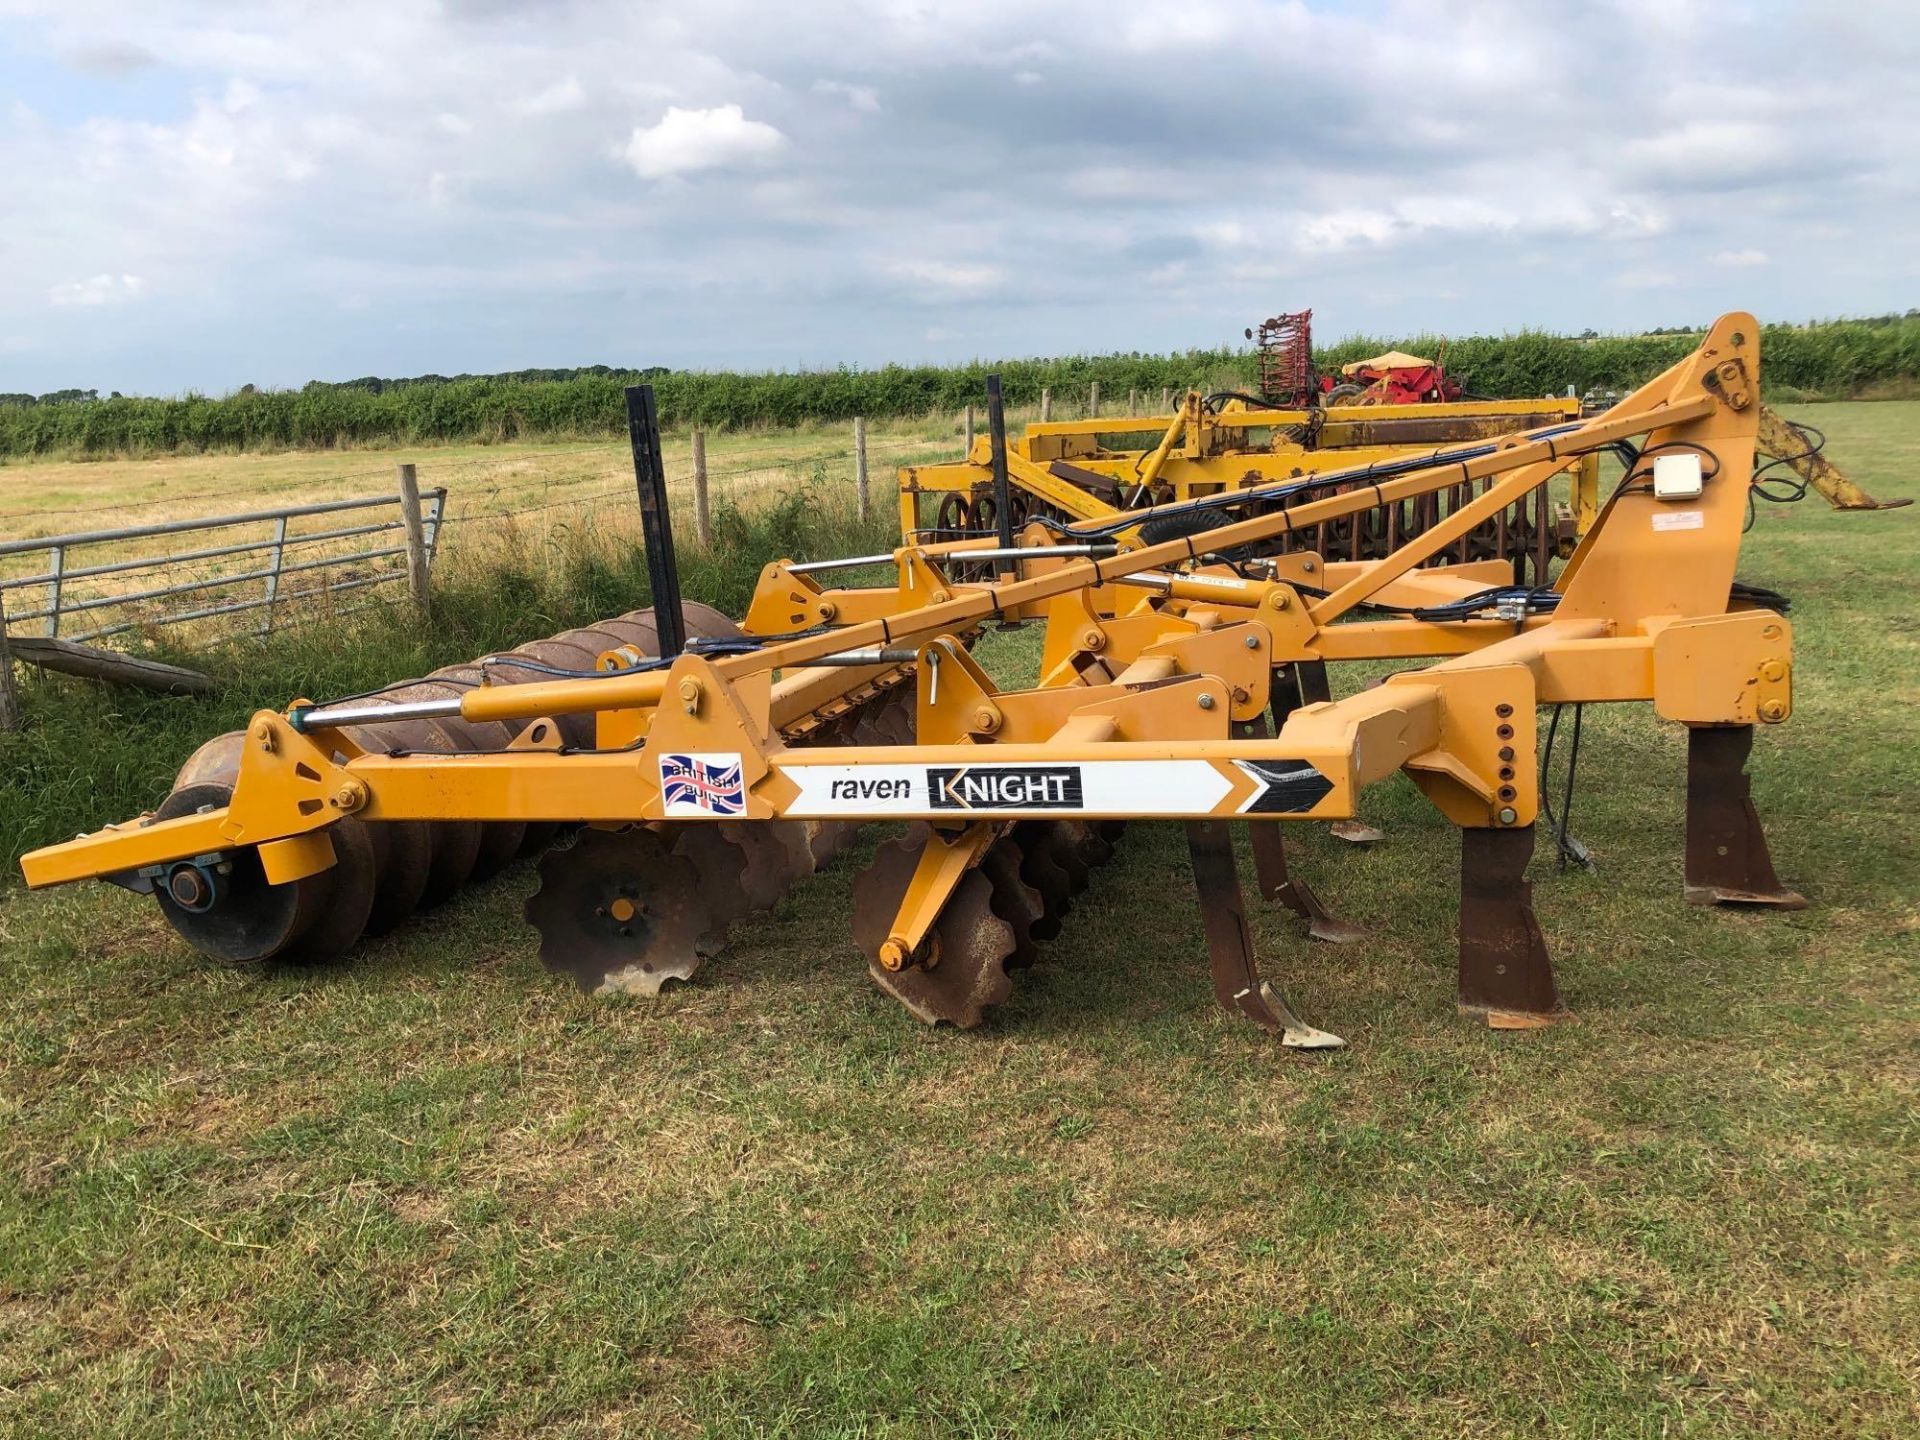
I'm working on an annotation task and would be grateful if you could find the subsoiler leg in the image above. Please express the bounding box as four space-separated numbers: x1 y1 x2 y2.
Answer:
1247 825 1364 945
1185 820 1344 1049
1237 717 1363 944
1684 725 1807 909
1458 824 1568 1029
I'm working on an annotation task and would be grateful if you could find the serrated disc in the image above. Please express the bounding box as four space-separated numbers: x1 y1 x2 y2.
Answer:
670 824 755 956
1039 822 1093 895
767 821 819 883
860 869 1016 1029
980 838 1046 969
1013 822 1074 940
719 822 801 912
524 827 711 996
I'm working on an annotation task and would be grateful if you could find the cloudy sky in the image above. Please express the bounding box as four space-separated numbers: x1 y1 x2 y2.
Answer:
1 0 1913 396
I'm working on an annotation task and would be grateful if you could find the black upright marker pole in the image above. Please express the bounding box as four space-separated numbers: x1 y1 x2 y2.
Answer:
625 383 686 658
985 373 1015 579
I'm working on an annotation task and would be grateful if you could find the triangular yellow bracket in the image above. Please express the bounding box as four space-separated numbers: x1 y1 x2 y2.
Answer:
640 655 780 820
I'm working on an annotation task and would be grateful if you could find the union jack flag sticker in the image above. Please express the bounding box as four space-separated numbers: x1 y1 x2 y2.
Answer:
659 752 746 817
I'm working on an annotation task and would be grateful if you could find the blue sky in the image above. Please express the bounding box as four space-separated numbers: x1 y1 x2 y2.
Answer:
1 0 1913 396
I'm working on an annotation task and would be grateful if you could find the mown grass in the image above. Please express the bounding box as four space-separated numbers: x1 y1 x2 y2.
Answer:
0 403 1915 1437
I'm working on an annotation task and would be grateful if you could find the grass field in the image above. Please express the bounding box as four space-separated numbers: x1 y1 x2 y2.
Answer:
0 413 959 653
0 404 1915 1436
0 414 963 539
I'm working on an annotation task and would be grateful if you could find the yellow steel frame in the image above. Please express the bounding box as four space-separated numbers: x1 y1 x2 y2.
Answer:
23 315 1788 898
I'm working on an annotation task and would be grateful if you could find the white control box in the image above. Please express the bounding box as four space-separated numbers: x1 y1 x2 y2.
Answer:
1652 453 1704 500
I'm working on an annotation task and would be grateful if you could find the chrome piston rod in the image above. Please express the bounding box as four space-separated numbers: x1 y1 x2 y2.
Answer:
788 543 1119 574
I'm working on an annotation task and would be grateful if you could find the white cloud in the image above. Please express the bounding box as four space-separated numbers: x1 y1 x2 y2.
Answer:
1297 208 1400 253
813 79 880 113
1064 166 1159 201
0 1 1910 394
1713 248 1769 267
1620 122 1790 190
62 40 158 75
888 258 1004 292
48 274 147 307
514 77 587 118
623 104 787 180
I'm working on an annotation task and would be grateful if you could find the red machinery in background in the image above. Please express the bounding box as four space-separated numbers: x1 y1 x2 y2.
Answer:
1247 309 1466 407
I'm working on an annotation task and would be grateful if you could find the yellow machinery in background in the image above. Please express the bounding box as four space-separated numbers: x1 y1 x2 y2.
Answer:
23 313 1903 1050
899 392 1898 586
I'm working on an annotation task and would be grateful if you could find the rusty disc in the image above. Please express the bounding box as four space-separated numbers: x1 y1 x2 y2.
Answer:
524 827 711 996
1013 822 1074 939
852 832 1015 1028
716 822 801 912
1039 822 1093 895
979 837 1046 969
870 695 916 747
869 872 1016 1028
767 821 819 883
850 831 923 960
1068 820 1115 869
670 824 754 956
275 817 380 964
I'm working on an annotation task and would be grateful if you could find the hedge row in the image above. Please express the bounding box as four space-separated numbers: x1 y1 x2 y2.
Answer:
3 317 1915 457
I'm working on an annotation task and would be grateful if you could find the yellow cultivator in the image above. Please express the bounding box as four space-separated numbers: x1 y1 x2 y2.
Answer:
899 387 1898 587
18 316 1897 1046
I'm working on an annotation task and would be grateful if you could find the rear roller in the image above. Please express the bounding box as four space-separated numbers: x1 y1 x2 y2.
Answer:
144 604 739 969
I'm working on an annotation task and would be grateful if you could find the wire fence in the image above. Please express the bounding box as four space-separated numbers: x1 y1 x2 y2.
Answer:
0 485 442 647
0 417 965 654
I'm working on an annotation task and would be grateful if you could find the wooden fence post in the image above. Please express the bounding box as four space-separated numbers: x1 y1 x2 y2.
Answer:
691 429 712 547
1161 386 1171 411
0 587 21 732
854 417 870 522
1040 388 1052 423
396 463 431 617
963 404 974 457
1089 381 1100 419
1127 387 1138 417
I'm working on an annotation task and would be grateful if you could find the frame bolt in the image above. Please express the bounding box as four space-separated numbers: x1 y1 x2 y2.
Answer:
1081 628 1106 652
678 678 703 714
1496 806 1518 825
1243 633 1261 649
330 780 368 812
971 705 1002 734
1266 590 1291 611
252 720 277 753
878 939 909 972
817 600 838 621
1197 692 1217 711
1759 699 1788 722
1760 660 1786 682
